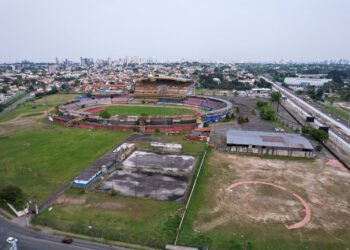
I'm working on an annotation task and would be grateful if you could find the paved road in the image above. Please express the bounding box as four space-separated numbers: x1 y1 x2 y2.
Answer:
0 216 126 250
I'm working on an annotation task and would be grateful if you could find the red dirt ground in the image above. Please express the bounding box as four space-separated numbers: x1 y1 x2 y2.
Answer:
84 106 105 114
227 180 311 230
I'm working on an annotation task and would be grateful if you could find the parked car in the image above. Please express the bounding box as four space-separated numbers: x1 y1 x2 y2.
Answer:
61 236 73 244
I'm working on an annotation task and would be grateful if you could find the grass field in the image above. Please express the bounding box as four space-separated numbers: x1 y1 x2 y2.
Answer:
0 94 79 122
104 105 196 116
178 151 350 250
32 190 182 248
0 94 131 202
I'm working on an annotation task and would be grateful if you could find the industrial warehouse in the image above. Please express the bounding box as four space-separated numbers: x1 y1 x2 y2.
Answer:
226 129 314 158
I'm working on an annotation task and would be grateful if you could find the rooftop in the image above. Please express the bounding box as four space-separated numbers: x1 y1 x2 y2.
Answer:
226 130 313 150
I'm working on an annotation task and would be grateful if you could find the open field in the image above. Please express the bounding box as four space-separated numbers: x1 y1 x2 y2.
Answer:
0 94 79 122
178 151 350 250
0 94 131 202
32 190 181 248
103 105 196 116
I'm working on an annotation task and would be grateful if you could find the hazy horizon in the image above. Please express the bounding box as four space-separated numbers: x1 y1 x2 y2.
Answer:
1 0 350 63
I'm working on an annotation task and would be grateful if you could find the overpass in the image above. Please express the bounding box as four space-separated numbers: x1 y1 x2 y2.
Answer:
260 76 350 154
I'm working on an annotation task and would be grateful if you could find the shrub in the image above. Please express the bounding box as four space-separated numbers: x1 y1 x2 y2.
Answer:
271 91 282 102
237 116 246 124
302 127 309 135
99 110 111 118
256 101 269 109
315 144 322 152
0 185 25 209
260 108 276 121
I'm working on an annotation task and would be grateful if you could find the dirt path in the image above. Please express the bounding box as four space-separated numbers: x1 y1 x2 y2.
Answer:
227 180 311 230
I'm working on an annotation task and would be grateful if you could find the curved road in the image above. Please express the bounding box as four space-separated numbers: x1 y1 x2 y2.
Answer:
0 216 126 250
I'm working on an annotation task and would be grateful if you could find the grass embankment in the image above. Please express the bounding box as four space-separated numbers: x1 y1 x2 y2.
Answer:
0 93 78 122
104 105 195 116
320 103 350 121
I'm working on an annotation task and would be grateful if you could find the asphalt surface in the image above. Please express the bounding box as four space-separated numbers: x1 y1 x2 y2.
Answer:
0 216 126 250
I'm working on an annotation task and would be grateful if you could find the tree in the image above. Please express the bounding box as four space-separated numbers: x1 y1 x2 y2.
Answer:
271 91 282 102
99 110 111 118
309 128 329 143
260 108 276 121
0 185 25 209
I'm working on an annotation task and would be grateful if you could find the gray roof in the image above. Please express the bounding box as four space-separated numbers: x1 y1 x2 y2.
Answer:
226 130 313 150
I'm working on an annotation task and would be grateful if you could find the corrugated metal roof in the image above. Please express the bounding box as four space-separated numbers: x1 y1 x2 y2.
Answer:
226 130 313 150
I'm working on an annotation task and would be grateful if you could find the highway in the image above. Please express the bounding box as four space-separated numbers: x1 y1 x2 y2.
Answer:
260 76 350 153
0 216 126 250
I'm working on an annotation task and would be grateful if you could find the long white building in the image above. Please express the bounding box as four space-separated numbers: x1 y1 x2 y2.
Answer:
284 77 331 89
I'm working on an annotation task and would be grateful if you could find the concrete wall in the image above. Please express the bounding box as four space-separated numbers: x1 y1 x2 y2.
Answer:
228 145 314 158
52 116 196 133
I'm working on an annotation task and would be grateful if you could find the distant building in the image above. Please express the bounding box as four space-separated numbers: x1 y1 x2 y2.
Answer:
226 129 314 158
284 77 331 90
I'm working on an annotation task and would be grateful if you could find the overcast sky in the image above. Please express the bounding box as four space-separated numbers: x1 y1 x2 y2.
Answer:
1 0 349 63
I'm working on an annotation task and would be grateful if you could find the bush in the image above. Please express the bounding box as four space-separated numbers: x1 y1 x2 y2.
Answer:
0 185 25 209
235 107 240 113
237 116 246 124
260 108 276 121
315 144 322 152
302 127 309 135
302 127 329 143
271 91 282 102
256 101 269 109
99 110 111 118
309 128 329 142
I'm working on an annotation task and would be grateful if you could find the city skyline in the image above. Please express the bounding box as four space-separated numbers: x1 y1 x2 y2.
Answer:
1 0 350 63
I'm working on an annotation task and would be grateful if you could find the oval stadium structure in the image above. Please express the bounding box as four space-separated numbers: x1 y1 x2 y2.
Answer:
51 77 233 133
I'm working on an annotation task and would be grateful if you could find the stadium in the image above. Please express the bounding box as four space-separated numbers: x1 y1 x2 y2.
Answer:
51 76 233 132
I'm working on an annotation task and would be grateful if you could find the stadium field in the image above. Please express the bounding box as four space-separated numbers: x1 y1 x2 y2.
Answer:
102 105 196 116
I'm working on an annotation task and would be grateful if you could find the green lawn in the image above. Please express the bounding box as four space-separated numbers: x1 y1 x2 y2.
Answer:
32 191 182 248
0 93 131 202
104 105 195 116
0 125 130 202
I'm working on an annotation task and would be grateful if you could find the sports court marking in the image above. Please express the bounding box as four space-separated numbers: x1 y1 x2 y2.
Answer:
226 180 311 230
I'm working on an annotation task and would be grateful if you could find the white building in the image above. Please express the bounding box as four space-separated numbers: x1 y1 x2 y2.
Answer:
284 77 331 90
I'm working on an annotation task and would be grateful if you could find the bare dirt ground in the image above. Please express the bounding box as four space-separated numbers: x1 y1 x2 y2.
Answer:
0 113 46 134
193 152 350 245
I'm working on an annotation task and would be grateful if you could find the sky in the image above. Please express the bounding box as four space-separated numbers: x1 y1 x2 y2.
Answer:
1 0 350 63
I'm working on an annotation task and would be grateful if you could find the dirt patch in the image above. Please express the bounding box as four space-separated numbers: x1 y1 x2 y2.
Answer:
194 152 350 235
56 194 86 205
